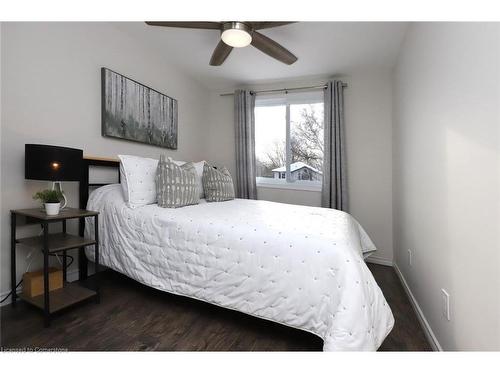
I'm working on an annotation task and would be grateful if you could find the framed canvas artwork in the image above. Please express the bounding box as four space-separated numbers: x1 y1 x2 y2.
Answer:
101 68 178 149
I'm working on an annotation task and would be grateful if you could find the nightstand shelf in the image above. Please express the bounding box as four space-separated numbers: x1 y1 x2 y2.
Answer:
19 283 97 313
10 207 100 327
17 233 96 254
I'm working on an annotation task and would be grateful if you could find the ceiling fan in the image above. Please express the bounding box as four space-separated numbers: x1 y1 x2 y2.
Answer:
145 21 298 66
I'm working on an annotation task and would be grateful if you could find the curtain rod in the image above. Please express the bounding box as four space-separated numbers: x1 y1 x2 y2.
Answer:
219 83 348 97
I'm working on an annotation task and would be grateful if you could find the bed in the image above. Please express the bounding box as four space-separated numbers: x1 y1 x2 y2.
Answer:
83 178 394 351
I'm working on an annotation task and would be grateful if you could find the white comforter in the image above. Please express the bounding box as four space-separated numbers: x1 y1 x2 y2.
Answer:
85 184 394 351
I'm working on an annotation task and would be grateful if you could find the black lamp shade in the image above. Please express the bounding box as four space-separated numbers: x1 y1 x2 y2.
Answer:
25 144 83 181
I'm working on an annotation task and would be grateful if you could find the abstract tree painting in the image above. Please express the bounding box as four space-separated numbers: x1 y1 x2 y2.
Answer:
101 68 178 149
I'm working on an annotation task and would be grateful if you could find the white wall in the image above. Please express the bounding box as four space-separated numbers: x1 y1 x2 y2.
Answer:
0 23 210 300
206 71 394 264
392 23 500 350
345 72 393 265
0 23 3 289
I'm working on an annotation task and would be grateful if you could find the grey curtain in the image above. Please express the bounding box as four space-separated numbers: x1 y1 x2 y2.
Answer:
234 90 257 199
322 80 348 211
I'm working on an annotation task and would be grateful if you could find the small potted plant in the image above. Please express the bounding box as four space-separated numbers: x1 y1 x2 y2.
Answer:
33 189 64 215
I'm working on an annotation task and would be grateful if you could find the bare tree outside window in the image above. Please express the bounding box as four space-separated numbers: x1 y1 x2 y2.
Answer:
291 104 324 172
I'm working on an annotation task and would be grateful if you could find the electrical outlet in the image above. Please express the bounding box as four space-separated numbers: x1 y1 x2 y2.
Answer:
441 289 450 321
407 249 412 267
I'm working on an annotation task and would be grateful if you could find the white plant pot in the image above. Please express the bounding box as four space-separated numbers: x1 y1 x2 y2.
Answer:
44 202 61 216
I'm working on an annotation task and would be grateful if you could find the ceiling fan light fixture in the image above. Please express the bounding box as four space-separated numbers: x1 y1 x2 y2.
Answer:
145 21 298 66
221 22 252 48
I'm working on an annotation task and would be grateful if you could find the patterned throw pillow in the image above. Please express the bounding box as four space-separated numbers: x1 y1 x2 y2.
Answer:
202 163 235 202
156 155 200 208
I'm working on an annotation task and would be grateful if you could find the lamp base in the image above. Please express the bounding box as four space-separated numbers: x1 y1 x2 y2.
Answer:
51 181 68 209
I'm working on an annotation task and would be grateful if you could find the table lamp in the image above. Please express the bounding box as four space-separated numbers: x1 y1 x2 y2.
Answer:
25 144 83 209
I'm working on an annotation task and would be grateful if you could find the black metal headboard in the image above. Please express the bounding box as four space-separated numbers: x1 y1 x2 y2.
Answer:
78 156 120 279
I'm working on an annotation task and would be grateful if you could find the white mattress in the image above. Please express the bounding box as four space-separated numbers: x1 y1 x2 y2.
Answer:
85 184 394 351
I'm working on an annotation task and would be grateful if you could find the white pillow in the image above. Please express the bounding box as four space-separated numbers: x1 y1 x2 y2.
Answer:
193 161 206 199
119 155 158 208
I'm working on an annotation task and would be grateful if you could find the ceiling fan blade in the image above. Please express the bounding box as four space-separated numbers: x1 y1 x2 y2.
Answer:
251 31 297 65
145 21 222 30
248 22 296 30
210 40 233 66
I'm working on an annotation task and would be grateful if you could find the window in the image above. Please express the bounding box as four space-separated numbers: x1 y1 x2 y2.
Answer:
255 91 324 191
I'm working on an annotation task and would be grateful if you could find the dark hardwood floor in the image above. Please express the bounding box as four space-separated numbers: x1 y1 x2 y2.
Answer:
0 263 431 351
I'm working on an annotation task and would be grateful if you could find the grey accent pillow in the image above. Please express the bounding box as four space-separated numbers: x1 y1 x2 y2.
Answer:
156 155 200 208
203 163 235 202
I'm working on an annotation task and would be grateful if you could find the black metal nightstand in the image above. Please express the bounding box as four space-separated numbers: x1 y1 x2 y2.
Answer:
10 207 100 327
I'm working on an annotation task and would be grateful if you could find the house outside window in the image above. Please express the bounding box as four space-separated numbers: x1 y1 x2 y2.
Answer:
254 90 324 191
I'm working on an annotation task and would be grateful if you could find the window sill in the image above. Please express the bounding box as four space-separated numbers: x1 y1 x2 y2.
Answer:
256 181 322 192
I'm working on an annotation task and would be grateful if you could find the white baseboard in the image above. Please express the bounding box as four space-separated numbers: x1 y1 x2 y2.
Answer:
366 255 394 267
0 268 79 307
393 262 443 351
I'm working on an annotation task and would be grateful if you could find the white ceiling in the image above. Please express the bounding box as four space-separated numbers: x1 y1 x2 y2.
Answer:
114 22 408 90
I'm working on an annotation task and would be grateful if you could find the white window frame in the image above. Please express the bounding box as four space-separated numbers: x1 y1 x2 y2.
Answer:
254 90 324 192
